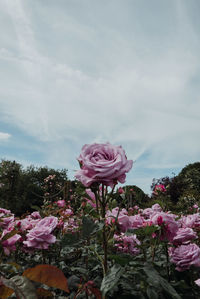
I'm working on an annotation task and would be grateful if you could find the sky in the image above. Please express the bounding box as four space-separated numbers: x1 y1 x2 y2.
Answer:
0 0 200 194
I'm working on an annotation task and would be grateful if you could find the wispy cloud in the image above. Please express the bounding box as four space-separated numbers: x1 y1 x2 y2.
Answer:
0 0 200 193
0 132 11 141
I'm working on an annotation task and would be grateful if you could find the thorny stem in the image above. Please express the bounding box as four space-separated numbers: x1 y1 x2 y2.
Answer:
165 243 170 282
101 184 108 275
94 189 100 220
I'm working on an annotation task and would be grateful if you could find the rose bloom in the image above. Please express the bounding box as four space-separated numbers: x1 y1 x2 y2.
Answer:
169 243 200 271
23 216 58 250
75 143 133 187
56 200 66 208
179 213 200 229
153 184 166 195
195 279 200 287
173 228 197 245
129 214 144 229
1 229 22 255
114 233 140 255
150 212 179 242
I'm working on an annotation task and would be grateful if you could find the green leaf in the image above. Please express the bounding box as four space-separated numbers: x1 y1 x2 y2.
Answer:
143 263 181 299
146 286 159 299
100 264 124 296
61 232 80 247
82 216 104 238
109 254 133 266
160 278 181 299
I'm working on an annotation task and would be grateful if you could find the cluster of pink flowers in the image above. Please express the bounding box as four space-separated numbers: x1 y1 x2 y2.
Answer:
0 203 80 255
167 212 200 271
104 198 200 273
114 233 140 255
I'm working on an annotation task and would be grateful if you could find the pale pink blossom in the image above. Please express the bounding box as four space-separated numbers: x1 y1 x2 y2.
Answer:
152 203 162 212
195 279 200 287
31 211 41 219
114 233 140 255
153 184 166 195
23 216 58 250
75 143 133 187
151 212 179 242
129 214 144 229
173 228 197 245
1 229 21 255
180 214 200 229
56 200 66 208
118 187 125 194
169 243 200 271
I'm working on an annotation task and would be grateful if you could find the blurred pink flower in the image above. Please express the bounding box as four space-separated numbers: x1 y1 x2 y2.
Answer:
56 200 66 208
118 187 125 194
153 184 166 195
195 279 200 287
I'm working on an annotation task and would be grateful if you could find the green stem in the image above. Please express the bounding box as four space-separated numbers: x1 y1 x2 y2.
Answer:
99 184 108 275
165 243 170 282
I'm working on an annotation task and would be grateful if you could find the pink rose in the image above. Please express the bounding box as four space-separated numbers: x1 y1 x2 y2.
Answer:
1 229 22 255
151 203 162 212
75 143 133 187
169 243 200 271
56 200 66 208
118 187 125 194
114 233 140 255
153 184 166 195
31 211 41 219
151 212 179 242
129 214 144 229
180 214 200 229
195 279 200 287
173 228 197 245
23 216 58 250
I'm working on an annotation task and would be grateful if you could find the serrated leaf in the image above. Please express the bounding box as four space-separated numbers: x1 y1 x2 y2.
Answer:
100 264 124 296
82 216 104 238
23 264 69 293
109 254 133 266
160 278 181 299
36 288 53 298
0 275 37 299
0 285 14 299
144 263 181 299
147 286 159 299
61 232 80 246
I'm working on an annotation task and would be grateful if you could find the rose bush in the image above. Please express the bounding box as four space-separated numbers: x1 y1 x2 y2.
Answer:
75 143 133 187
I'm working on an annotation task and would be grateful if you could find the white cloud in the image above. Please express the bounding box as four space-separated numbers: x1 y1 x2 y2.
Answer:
0 132 11 141
0 0 200 193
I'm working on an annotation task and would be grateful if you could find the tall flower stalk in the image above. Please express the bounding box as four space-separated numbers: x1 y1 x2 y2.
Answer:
75 143 133 275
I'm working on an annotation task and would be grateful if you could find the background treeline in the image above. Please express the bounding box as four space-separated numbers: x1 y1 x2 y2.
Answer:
0 160 69 215
0 159 200 215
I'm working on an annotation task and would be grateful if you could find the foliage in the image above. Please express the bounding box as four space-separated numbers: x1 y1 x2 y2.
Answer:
0 159 68 216
1 156 200 298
